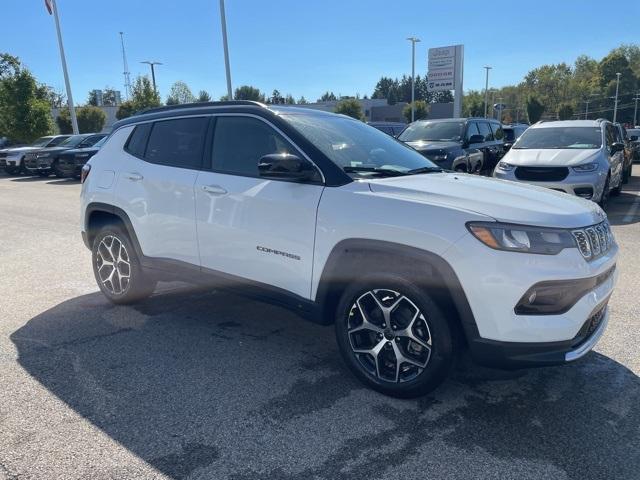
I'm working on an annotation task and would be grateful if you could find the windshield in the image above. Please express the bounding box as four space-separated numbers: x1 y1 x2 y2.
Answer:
31 137 53 147
398 121 464 142
78 135 105 148
59 135 90 148
281 114 438 176
514 127 602 149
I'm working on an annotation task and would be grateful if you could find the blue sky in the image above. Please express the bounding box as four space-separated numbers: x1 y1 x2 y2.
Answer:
4 0 640 103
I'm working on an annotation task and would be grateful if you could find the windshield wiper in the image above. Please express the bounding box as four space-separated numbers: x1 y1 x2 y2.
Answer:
406 166 443 174
343 166 408 177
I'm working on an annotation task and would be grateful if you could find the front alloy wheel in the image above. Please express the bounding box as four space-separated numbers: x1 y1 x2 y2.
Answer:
347 289 432 383
335 276 455 398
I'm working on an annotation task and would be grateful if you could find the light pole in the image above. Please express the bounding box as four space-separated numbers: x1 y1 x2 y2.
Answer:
583 93 599 120
141 61 162 94
633 92 640 126
613 72 621 123
407 37 421 122
483 66 492 118
220 0 233 100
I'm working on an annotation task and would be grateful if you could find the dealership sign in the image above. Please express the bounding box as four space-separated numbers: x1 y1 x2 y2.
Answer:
427 45 463 93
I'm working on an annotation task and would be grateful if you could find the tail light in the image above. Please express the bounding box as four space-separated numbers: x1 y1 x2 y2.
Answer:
80 164 91 184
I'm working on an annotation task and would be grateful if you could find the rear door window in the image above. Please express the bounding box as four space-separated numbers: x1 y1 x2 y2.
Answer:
145 117 209 169
490 123 504 140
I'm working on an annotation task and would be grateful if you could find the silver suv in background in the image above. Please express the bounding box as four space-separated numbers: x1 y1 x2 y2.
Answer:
493 119 624 206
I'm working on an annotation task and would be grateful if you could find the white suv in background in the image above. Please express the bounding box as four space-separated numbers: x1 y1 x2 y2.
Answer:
80 102 618 397
493 119 624 206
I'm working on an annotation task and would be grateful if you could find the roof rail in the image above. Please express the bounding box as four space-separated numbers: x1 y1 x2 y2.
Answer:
138 100 267 116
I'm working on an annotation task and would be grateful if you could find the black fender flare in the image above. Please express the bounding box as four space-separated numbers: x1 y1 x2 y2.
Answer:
84 202 144 260
314 239 479 343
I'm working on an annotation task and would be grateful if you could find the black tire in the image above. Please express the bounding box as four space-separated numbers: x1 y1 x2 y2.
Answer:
4 166 18 175
599 175 610 207
622 163 630 184
335 274 456 398
37 170 50 177
52 161 64 178
92 224 156 304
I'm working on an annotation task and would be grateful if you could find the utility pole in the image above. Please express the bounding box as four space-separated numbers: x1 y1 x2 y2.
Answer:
613 72 621 123
220 0 233 100
483 66 492 118
119 32 131 100
49 0 78 134
407 37 421 122
141 61 162 94
584 99 591 119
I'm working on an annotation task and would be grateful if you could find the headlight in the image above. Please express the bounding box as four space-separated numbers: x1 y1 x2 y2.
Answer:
496 161 515 171
572 162 598 173
467 222 576 255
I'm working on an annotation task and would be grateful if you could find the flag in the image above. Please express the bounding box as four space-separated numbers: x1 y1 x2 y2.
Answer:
44 0 53 15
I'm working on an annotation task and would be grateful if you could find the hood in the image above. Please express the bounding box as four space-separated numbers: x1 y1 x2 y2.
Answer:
503 148 600 167
62 146 100 156
367 172 605 229
33 146 72 155
405 140 461 152
4 146 41 155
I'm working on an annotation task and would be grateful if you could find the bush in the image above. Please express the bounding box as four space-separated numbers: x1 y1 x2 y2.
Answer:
335 99 364 120
56 106 106 133
403 101 428 122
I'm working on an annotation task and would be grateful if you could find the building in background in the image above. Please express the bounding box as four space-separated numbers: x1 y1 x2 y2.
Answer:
300 98 407 122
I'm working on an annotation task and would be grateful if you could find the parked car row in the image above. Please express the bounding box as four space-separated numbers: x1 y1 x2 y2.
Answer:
0 133 106 178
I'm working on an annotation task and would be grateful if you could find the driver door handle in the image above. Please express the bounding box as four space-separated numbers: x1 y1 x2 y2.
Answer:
123 172 143 181
202 184 228 195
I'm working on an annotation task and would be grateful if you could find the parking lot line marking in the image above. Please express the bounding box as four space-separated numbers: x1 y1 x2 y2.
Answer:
623 192 640 223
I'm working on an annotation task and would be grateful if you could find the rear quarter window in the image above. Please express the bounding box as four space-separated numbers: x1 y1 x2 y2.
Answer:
124 123 152 158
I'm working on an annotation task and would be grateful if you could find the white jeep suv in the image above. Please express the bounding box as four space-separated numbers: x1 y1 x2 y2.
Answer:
80 102 618 398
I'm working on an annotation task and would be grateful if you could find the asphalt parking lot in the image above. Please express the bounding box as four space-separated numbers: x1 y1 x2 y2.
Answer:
0 169 639 480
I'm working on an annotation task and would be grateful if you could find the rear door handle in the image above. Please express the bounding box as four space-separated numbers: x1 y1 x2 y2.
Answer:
202 184 227 195
123 172 143 181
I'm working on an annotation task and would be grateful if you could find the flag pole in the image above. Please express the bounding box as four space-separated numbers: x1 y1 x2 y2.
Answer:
51 0 79 134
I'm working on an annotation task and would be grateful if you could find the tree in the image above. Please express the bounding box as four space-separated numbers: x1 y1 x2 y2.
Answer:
116 76 160 119
334 98 364 120
196 90 211 102
462 90 485 117
558 103 575 120
319 91 337 102
526 96 545 123
102 87 119 106
167 81 195 104
284 94 295 104
234 85 265 102
0 63 52 142
297 96 308 104
372 77 397 99
403 101 428 122
57 106 106 133
116 101 136 120
270 89 284 104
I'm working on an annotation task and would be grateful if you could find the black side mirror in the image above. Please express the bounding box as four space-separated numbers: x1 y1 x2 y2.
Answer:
258 153 318 182
610 142 625 154
630 135 638 141
468 134 485 144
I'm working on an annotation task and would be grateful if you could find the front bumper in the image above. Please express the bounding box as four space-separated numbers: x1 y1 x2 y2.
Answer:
494 168 607 201
443 232 618 368
24 156 52 171
57 157 81 176
467 300 610 368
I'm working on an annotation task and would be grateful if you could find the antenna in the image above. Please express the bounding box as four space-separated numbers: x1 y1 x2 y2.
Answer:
119 31 132 100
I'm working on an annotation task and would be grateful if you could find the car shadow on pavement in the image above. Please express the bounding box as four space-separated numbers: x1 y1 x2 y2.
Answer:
46 178 80 185
10 288 640 480
9 175 51 182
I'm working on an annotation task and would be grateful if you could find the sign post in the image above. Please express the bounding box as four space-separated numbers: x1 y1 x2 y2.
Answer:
427 44 464 118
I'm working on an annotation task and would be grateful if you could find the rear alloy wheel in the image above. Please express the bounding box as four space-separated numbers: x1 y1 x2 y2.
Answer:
335 276 455 398
92 225 156 304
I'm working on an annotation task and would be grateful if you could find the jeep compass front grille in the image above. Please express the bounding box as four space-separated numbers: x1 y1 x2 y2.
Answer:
514 166 569 182
572 221 613 260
